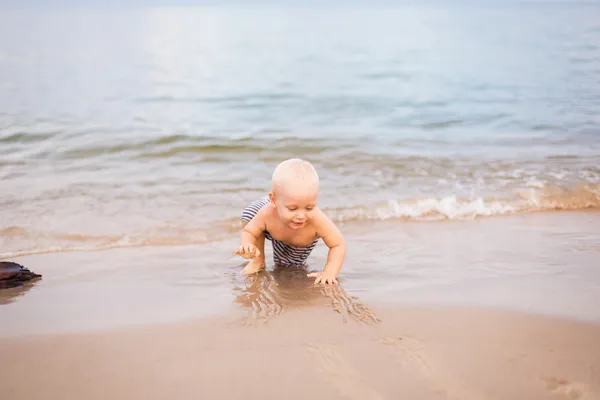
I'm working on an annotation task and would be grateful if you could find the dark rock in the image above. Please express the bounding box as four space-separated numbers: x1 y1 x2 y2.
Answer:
0 261 42 290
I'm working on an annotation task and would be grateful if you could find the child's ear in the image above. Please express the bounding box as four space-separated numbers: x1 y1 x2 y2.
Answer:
268 192 277 206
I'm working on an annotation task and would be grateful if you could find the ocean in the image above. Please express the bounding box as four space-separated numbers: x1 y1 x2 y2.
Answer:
1 3 599 334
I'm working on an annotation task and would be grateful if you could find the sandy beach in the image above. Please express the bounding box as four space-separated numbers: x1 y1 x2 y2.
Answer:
3 210 600 336
1 305 599 400
2 4 600 398
1 211 600 399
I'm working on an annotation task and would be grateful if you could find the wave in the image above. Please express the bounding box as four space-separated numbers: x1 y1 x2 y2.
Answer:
6 130 598 172
2 185 598 259
134 92 302 104
327 184 600 222
50 135 348 161
0 229 237 259
0 131 57 143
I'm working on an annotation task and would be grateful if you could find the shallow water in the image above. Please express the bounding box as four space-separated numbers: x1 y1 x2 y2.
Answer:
1 3 600 257
1 211 599 336
1 4 600 336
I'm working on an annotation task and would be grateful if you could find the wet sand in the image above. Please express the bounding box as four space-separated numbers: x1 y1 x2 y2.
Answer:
1 304 599 400
2 210 599 337
1 211 599 399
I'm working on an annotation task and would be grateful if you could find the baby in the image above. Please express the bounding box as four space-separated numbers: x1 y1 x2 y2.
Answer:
233 158 345 285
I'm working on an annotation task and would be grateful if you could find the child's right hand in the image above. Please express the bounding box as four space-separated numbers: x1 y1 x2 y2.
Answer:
233 244 261 259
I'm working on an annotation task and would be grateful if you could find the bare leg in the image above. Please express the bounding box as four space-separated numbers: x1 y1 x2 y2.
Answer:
240 220 266 275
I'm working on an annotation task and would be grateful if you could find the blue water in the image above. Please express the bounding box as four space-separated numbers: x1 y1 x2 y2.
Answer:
1 3 599 257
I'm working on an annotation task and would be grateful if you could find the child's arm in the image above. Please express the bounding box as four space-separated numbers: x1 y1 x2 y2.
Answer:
308 209 346 285
233 209 267 258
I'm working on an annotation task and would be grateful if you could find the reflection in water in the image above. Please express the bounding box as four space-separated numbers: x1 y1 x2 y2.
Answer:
232 264 379 325
0 281 39 305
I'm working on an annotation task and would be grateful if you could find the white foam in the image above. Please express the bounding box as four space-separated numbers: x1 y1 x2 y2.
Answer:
382 196 516 220
328 184 600 223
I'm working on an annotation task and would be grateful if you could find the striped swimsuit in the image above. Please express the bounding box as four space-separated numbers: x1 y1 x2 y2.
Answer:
241 196 319 267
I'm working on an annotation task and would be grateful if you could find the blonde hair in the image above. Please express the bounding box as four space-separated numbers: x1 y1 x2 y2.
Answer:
271 158 319 194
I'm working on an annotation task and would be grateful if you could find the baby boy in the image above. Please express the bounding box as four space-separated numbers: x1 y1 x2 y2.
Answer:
233 158 345 285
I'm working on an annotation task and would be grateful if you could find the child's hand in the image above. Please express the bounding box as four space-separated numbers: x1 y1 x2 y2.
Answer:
233 244 261 259
307 271 338 285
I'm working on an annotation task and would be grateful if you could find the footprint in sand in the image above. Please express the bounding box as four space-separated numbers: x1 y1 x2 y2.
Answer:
379 335 483 400
543 377 594 400
380 336 432 376
306 343 384 400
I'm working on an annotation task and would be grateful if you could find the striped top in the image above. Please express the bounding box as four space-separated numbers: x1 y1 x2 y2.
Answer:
241 196 319 266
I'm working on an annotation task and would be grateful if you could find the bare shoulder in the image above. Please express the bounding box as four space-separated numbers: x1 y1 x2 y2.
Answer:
313 207 344 246
255 202 284 231
244 204 271 235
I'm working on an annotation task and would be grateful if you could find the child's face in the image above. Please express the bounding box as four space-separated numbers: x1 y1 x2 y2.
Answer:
272 186 318 230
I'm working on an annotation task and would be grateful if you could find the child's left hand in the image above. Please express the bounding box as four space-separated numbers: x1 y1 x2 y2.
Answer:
307 271 338 285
